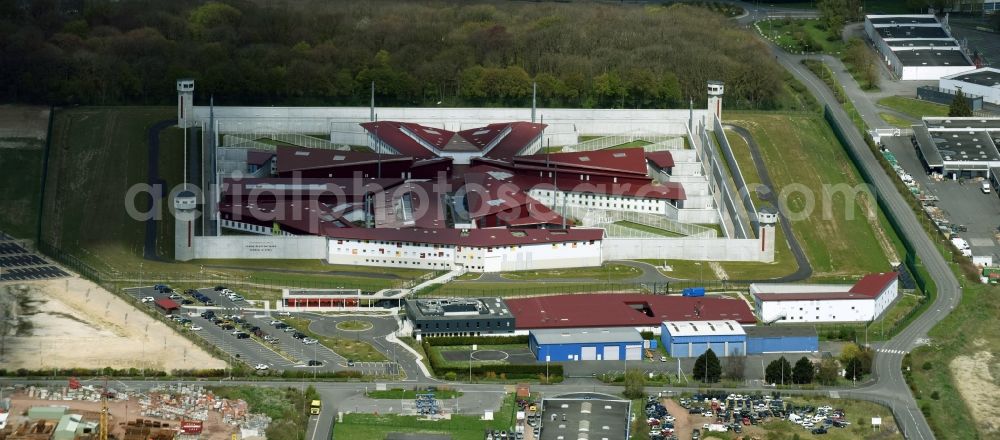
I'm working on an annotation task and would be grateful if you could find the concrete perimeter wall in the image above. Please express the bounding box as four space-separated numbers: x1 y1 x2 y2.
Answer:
187 236 328 260
602 233 773 262
192 106 705 147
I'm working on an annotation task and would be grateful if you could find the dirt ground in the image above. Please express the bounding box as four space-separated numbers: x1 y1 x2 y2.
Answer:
950 350 1000 434
7 395 237 440
2 276 225 371
661 398 694 440
0 105 49 140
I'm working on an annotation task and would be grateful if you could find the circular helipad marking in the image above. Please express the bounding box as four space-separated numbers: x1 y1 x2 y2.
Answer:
470 350 510 362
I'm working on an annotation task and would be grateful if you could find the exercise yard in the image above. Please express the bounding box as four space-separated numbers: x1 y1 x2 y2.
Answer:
437 346 537 366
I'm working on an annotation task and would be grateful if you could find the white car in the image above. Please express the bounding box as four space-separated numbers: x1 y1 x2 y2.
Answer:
231 295 244 301
141 296 155 303
222 289 234 295
190 325 203 331
277 311 291 316
269 320 282 325
303 338 318 345
254 364 269 370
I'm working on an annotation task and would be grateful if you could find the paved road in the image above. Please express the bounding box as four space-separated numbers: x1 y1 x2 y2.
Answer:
767 33 961 440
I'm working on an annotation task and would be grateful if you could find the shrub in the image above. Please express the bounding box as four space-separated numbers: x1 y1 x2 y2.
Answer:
424 335 528 346
922 361 933 371
930 391 940 400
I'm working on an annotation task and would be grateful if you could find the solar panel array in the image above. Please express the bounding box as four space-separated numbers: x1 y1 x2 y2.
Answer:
0 233 69 281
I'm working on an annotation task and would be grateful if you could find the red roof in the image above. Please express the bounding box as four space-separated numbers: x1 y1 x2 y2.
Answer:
223 177 404 199
848 272 898 297
645 151 675 168
507 294 756 329
514 148 650 176
247 151 274 166
276 146 412 174
483 122 546 159
360 122 438 158
154 298 180 310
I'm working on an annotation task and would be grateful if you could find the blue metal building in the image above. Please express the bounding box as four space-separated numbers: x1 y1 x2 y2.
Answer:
745 325 818 354
660 320 747 358
529 327 645 361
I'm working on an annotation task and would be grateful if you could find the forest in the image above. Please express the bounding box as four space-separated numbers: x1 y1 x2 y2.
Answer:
1 0 795 110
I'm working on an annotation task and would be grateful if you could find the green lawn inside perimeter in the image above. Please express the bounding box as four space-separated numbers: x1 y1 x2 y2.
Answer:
333 393 516 440
279 316 388 363
366 388 463 399
879 112 916 129
613 221 683 237
876 96 949 119
0 142 44 239
727 112 898 278
500 262 642 281
41 107 428 293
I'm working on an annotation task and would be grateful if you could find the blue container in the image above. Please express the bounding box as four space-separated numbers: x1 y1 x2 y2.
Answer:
682 287 706 297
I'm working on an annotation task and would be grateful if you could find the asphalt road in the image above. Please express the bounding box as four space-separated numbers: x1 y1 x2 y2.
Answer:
766 32 961 440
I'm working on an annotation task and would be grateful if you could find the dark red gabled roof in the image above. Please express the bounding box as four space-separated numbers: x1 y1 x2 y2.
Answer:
645 151 675 168
275 146 412 174
247 150 275 166
507 294 756 329
514 148 650 176
399 122 455 149
848 272 899 297
482 122 546 159
154 298 180 310
458 124 509 150
360 122 438 158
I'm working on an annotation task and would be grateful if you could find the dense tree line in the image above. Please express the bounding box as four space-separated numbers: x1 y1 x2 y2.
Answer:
1 0 793 109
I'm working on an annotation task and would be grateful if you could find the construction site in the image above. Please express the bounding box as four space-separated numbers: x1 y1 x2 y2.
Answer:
0 382 268 440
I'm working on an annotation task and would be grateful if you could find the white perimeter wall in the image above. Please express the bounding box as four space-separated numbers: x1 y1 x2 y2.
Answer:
602 229 774 262
327 236 602 273
186 235 328 260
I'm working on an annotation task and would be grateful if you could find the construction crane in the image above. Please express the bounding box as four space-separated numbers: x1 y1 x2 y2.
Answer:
99 377 109 440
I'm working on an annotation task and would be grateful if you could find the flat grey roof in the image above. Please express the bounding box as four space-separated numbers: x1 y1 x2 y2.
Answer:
540 397 630 440
868 15 940 25
877 26 949 39
744 325 818 339
893 49 972 67
944 68 1000 87
924 118 1000 130
931 131 1000 162
886 38 959 48
531 327 642 345
406 297 513 320
913 125 944 168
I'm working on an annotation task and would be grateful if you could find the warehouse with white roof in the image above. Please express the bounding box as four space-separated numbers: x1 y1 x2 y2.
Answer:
864 14 975 80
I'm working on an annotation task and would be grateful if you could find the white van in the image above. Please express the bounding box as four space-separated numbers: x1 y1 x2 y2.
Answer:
982 182 991 194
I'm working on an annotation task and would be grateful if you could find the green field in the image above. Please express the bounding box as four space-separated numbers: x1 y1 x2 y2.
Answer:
608 140 653 150
333 393 516 440
727 113 896 278
613 220 683 237
0 143 44 239
501 262 642 281
279 316 388 363
876 97 949 119
879 112 916 129
758 18 844 54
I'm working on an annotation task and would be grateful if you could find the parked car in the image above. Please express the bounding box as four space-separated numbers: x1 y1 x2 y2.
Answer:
277 311 291 316
235 332 250 339
347 359 355 367
201 311 215 319
303 338 318 345
811 427 828 435
269 320 282 325
231 295 244 302
307 360 323 366
141 296 155 303
181 299 194 305
214 285 226 291
169 293 182 300
292 332 306 339
190 325 203 331
255 363 269 370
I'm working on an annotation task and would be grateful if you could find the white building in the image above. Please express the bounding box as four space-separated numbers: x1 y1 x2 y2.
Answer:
752 273 900 323
940 67 1000 105
864 15 975 80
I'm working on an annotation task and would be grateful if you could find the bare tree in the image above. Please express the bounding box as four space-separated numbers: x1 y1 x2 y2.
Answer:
724 355 746 381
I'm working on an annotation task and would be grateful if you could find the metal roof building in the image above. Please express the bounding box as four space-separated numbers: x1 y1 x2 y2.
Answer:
864 14 975 80
507 294 756 331
940 67 1000 106
660 320 747 358
751 273 900 323
909 117 1000 178
405 297 515 338
529 327 644 361
744 325 819 354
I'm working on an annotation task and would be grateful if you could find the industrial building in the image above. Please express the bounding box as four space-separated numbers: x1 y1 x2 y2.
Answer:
660 320 747 358
404 298 515 338
940 67 1000 106
864 14 975 80
280 288 406 310
539 394 632 440
744 325 819 354
911 117 1000 178
752 272 900 323
506 294 756 334
529 327 644 361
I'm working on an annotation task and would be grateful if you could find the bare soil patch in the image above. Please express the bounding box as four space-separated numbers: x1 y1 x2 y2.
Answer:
950 351 1000 434
2 276 224 371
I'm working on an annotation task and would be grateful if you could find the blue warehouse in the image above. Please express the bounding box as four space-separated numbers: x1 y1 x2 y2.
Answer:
530 327 645 361
661 320 747 358
745 325 818 353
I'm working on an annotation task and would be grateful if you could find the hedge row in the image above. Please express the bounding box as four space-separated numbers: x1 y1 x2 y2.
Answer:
424 335 529 346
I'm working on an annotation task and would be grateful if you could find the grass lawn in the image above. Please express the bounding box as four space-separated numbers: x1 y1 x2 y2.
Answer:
607 140 652 149
758 18 844 54
727 112 896 278
336 320 373 331
430 344 528 368
501 262 642 281
366 388 463 400
333 393 516 440
876 96 949 119
0 142 45 239
613 220 683 237
279 316 387 362
879 112 916 129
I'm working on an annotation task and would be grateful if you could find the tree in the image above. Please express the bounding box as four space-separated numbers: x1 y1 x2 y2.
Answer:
816 358 840 385
949 88 973 117
623 368 646 398
765 357 792 385
724 354 745 381
792 357 815 384
693 349 722 383
817 0 862 36
844 357 864 381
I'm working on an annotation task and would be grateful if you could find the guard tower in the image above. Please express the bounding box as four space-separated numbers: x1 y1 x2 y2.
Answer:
707 80 724 122
177 79 195 128
174 190 198 261
757 207 778 263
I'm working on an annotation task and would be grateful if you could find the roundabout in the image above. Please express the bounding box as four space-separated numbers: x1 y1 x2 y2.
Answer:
335 320 374 332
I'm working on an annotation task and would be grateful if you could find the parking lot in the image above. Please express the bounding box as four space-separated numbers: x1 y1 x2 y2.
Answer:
884 136 1000 262
123 284 402 375
0 235 69 281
